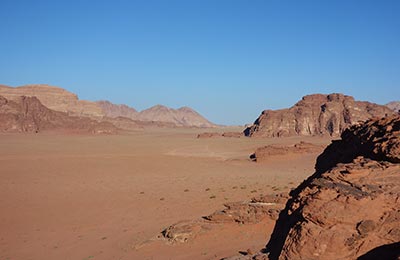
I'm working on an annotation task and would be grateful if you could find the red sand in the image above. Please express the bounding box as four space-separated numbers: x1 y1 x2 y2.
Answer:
0 129 330 260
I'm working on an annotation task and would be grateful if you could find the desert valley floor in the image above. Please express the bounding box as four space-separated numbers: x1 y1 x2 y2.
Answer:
0 128 331 260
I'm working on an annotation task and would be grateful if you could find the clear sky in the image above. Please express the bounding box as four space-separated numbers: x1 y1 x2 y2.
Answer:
0 0 399 125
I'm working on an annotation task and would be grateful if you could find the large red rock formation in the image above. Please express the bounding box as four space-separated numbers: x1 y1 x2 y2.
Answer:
244 93 394 137
261 115 400 260
0 95 117 134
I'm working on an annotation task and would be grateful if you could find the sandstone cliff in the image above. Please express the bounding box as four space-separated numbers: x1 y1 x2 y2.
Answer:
0 84 104 117
244 93 393 137
0 95 117 134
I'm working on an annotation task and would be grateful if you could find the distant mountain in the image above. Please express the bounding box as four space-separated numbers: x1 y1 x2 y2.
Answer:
96 100 138 119
0 84 216 128
137 105 216 128
386 101 400 113
0 95 117 134
244 93 394 137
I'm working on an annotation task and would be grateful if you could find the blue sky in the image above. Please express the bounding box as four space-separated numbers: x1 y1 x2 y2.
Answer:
0 0 399 125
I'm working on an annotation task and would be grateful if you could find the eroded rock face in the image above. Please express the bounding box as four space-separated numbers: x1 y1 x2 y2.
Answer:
0 84 104 117
264 115 400 260
0 95 117 134
244 93 394 137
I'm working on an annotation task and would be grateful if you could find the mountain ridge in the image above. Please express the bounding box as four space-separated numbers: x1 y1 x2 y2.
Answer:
386 101 400 113
0 84 216 128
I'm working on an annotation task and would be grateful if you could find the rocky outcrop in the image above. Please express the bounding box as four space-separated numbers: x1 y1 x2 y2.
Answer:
250 142 325 162
244 93 394 137
204 193 288 224
159 193 288 244
386 101 400 113
0 84 104 117
138 105 216 128
259 115 400 260
96 100 138 119
0 95 117 134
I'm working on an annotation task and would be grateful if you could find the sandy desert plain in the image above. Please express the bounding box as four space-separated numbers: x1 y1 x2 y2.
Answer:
0 127 331 260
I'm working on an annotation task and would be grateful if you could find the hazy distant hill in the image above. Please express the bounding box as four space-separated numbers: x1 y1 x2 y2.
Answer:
386 101 400 113
137 105 216 128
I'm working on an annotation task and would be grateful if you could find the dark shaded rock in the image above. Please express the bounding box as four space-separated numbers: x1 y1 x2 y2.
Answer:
357 242 400 260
